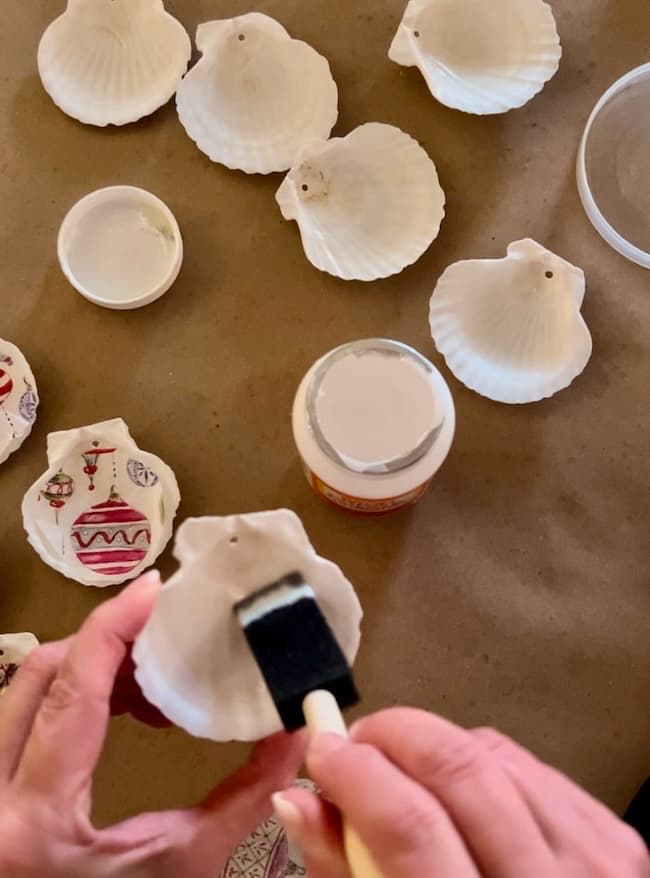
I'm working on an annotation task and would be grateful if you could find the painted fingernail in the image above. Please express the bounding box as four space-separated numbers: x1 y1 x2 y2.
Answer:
272 792 303 832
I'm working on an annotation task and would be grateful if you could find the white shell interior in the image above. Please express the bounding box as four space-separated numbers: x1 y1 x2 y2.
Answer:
0 340 39 466
276 123 446 281
389 0 561 115
22 419 181 587
429 240 592 404
38 0 191 127
177 13 338 174
133 511 363 742
58 186 183 310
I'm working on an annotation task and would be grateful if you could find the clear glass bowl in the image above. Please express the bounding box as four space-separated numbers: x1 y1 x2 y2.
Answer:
577 63 650 269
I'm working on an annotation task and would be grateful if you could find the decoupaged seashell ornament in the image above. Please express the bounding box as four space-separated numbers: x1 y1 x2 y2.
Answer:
133 510 363 742
0 340 39 466
38 0 192 126
389 0 562 115
176 13 338 174
22 419 180 587
0 633 40 696
276 123 446 281
429 239 592 404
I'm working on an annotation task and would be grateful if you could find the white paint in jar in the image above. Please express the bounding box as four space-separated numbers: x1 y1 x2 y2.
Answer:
293 339 456 514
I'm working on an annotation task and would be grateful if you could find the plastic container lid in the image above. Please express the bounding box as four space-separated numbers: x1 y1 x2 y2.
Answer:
577 63 650 269
58 186 183 309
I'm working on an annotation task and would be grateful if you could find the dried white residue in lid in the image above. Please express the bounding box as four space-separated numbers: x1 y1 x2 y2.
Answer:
58 186 183 309
307 339 444 475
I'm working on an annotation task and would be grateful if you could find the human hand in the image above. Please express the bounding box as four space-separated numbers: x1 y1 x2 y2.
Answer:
273 707 650 878
0 572 305 878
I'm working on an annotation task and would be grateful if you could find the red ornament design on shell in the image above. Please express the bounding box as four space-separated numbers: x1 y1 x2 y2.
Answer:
71 487 151 577
0 368 13 407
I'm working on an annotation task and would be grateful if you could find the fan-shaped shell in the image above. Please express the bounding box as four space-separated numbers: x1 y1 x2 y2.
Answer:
0 340 39 466
389 0 561 115
429 240 592 404
133 511 363 742
176 13 338 174
22 419 180 587
276 123 445 281
38 0 191 126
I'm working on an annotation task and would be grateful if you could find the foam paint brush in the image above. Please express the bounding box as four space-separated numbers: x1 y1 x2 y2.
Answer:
235 571 383 878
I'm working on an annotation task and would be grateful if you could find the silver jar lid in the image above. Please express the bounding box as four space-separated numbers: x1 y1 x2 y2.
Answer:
306 339 445 476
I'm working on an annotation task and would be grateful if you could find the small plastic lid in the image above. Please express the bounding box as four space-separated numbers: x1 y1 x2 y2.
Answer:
577 63 650 269
58 186 183 309
306 339 445 475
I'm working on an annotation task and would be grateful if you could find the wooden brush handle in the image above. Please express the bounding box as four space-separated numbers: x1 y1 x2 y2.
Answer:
303 690 384 878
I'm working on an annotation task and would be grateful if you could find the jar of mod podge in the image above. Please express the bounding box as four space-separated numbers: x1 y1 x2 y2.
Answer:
292 339 455 514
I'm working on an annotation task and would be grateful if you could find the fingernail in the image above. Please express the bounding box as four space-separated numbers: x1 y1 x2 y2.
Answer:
309 732 347 761
136 569 161 589
272 792 303 832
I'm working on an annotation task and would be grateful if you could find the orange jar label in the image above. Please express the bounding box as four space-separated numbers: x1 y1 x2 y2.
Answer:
306 469 431 515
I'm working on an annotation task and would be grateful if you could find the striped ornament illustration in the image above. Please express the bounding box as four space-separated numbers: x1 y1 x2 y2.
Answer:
0 367 13 406
71 487 151 577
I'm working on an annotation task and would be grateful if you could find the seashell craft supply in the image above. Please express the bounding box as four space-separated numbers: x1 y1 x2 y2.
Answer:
219 781 316 877
0 340 39 466
22 419 180 587
133 510 363 742
429 239 592 404
176 13 338 175
276 123 446 281
0 633 40 696
38 0 191 127
389 0 562 115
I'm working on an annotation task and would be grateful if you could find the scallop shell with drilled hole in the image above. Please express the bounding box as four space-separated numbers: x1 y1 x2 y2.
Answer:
176 14 338 175
38 0 191 127
275 123 445 281
133 510 363 742
389 0 561 115
22 419 180 587
429 240 592 404
0 340 39 466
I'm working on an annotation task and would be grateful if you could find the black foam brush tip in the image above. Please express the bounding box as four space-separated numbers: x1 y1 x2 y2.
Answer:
234 571 359 731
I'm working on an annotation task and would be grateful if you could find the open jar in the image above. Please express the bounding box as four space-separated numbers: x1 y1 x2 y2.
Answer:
293 339 455 514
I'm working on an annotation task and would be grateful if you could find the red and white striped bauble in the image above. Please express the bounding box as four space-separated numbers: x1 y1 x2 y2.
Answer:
71 489 151 578
0 368 13 406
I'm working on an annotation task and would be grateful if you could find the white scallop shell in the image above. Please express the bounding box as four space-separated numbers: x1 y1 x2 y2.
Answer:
133 510 363 742
38 0 191 127
176 14 338 175
389 0 561 115
22 419 180 588
0 633 40 695
0 340 39 466
429 240 592 404
276 123 446 281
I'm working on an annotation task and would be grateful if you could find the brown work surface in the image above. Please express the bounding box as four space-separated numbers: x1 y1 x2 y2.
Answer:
1 0 649 829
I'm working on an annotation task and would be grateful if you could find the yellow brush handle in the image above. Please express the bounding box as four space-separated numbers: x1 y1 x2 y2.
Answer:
303 690 384 878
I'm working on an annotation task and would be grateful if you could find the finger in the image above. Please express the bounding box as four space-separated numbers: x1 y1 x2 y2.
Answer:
473 727 650 863
97 732 307 874
272 787 350 878
16 571 161 798
307 734 480 877
351 708 556 876
0 639 70 781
